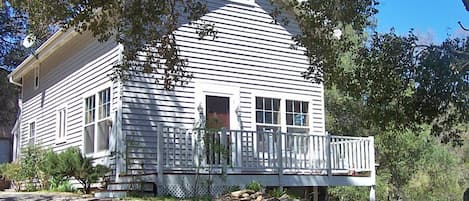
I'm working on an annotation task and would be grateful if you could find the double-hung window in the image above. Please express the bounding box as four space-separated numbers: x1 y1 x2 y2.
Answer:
255 97 280 152
84 88 111 154
285 100 309 133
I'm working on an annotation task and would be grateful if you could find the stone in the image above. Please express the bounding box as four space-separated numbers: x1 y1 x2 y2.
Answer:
240 197 251 201
242 193 250 198
279 194 290 200
255 195 263 201
231 189 255 197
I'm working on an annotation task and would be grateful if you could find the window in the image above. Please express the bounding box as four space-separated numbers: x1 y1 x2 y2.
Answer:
84 88 111 154
285 100 309 151
57 108 67 140
286 100 309 128
34 66 39 89
29 122 36 145
255 97 280 152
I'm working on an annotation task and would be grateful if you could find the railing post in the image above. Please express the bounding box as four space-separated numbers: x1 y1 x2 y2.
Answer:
325 132 332 180
369 136 376 184
157 123 164 190
193 130 199 168
221 128 227 176
277 131 284 190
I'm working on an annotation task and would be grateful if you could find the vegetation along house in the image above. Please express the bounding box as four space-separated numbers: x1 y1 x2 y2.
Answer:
8 0 376 199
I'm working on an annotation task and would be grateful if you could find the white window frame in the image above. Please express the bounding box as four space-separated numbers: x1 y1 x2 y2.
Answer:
82 84 112 157
56 106 67 144
29 120 36 145
250 90 314 134
34 66 39 90
285 99 310 132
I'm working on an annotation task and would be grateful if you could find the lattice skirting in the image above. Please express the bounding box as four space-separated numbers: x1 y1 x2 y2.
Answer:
157 184 238 198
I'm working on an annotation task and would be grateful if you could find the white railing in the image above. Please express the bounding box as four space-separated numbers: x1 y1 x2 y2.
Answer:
156 125 375 176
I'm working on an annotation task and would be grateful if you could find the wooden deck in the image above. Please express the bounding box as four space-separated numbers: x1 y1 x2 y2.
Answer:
120 125 375 186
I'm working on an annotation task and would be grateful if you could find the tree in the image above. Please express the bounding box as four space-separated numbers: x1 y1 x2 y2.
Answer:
7 0 378 89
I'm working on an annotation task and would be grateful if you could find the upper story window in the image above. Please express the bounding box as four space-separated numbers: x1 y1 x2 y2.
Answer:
34 66 39 89
84 88 111 154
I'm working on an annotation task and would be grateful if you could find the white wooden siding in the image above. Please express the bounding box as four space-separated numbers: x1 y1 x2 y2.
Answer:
122 0 325 172
19 32 121 155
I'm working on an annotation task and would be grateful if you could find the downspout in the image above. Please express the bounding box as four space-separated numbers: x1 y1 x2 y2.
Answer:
8 76 22 87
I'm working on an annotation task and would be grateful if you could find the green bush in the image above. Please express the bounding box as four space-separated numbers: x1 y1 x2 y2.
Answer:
245 181 263 192
0 162 27 191
268 187 287 198
59 148 111 194
0 146 110 194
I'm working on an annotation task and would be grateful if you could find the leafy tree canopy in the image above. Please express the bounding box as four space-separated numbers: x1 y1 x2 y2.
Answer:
5 0 378 89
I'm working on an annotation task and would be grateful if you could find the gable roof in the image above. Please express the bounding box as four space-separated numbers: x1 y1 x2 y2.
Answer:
8 29 79 86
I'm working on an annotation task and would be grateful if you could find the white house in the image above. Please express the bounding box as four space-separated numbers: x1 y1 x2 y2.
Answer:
8 0 376 199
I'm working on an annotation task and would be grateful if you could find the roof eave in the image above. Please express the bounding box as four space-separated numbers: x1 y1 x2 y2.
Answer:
8 29 79 85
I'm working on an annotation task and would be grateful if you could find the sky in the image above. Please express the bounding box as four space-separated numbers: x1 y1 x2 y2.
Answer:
376 0 469 44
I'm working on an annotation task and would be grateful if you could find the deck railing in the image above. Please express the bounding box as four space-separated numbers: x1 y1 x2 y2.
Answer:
156 125 374 176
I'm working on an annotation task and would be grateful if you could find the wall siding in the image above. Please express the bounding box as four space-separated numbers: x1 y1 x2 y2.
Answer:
122 0 325 172
19 32 121 159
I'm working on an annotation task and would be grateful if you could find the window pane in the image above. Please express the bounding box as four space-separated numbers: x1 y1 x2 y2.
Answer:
273 112 279 124
99 88 111 120
286 100 292 112
84 125 95 154
256 97 263 109
286 114 293 125
97 120 111 151
265 112 272 124
294 114 305 125
302 102 309 113
58 109 66 138
265 98 272 110
256 111 263 123
302 114 308 126
29 122 35 145
294 101 301 112
85 96 95 124
273 99 280 111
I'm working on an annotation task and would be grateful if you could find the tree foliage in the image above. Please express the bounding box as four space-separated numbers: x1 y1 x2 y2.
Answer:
325 30 468 142
8 0 213 90
6 0 379 89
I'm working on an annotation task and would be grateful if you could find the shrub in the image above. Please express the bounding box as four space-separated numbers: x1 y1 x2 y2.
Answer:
1 162 26 191
269 187 287 198
245 181 263 192
59 148 111 194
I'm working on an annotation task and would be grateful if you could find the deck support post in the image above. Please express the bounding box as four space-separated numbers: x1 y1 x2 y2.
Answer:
157 123 164 192
369 185 376 201
277 131 284 190
325 132 332 180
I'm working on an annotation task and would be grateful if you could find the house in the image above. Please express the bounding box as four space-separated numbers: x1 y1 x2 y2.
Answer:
8 0 376 200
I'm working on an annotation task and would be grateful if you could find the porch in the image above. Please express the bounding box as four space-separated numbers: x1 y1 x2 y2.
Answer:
118 125 376 197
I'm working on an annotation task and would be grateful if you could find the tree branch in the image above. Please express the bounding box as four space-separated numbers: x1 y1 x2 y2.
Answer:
458 21 469 31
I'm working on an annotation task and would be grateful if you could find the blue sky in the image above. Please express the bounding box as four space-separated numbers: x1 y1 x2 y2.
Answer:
376 0 469 43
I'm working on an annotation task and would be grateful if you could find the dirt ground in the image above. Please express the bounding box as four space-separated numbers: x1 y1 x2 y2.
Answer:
0 191 109 201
